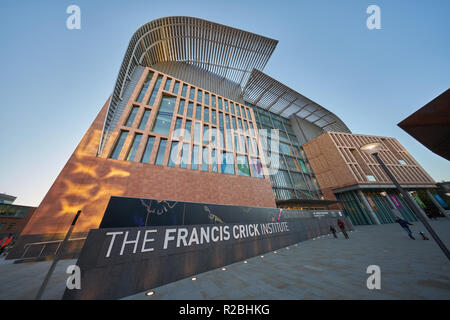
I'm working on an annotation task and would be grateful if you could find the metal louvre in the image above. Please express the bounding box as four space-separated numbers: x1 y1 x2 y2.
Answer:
242 69 351 133
99 16 278 154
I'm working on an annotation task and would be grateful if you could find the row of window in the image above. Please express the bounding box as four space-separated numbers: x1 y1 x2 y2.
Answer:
110 131 264 178
121 96 261 157
136 70 255 122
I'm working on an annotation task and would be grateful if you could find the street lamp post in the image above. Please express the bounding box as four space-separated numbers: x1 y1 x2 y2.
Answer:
360 142 450 261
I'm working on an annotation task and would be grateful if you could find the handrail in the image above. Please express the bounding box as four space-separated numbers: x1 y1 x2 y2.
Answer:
22 237 86 248
21 237 87 259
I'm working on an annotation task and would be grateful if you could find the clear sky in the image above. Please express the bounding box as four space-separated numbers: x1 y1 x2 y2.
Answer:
0 0 449 206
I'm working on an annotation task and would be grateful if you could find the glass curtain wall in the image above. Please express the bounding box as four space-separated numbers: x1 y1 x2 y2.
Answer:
246 103 324 201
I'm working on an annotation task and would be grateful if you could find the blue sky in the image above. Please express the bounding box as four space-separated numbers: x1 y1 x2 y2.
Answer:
0 0 449 206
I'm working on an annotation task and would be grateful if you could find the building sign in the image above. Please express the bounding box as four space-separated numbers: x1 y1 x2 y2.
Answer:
62 197 351 300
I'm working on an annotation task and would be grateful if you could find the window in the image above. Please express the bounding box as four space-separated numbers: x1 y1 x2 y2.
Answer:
126 133 142 161
211 128 218 147
237 155 250 176
195 105 201 120
164 78 172 91
221 152 235 175
155 138 167 165
218 112 224 128
219 128 225 148
148 75 163 106
192 145 199 170
138 109 151 130
110 131 128 159
230 102 235 115
197 90 202 103
247 137 253 154
181 84 188 97
249 122 255 136
189 87 195 100
194 122 201 143
184 120 192 142
271 170 292 188
211 110 217 125
168 141 179 167
136 72 154 102
125 106 139 127
203 125 210 145
246 108 252 120
173 118 183 139
178 99 186 116
187 102 194 118
398 159 407 165
241 107 247 119
202 147 209 171
211 149 218 172
299 159 308 173
141 136 155 163
180 143 190 169
366 175 377 182
152 96 176 136
252 138 259 156
234 134 240 152
173 81 180 94
205 92 210 105
240 135 247 153
250 157 264 178
204 107 210 123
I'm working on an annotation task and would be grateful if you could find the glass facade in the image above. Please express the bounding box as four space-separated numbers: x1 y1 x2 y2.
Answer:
246 103 324 201
108 69 274 181
337 190 418 225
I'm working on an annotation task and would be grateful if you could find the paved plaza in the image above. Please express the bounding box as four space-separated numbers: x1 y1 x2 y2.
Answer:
126 219 450 300
0 219 449 300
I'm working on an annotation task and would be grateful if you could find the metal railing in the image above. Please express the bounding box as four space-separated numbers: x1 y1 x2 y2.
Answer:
21 237 86 259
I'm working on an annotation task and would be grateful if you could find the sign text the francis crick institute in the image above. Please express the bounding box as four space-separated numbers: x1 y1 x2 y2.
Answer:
104 222 290 258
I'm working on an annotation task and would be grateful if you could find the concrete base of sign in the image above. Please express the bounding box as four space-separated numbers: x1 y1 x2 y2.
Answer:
63 217 352 300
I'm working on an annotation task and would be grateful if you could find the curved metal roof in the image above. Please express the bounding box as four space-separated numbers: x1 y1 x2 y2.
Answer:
242 69 351 133
99 16 278 153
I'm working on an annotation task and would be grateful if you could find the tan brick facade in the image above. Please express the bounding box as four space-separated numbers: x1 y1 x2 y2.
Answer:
303 132 436 205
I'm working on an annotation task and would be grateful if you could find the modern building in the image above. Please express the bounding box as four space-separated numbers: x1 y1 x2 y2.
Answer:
9 17 443 258
0 194 36 238
303 132 447 224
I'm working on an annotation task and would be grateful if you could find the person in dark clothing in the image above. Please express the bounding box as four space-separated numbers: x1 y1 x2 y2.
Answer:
330 225 338 238
337 219 349 239
395 217 415 239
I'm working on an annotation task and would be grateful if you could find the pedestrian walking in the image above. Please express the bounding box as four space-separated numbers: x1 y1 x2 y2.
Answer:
330 225 338 238
395 217 415 240
337 219 349 239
